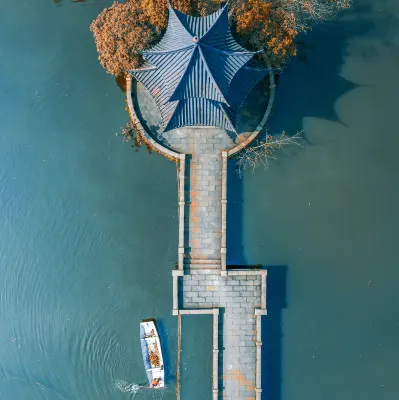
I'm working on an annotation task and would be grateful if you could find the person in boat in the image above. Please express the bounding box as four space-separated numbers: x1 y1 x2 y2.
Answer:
152 378 161 388
145 329 155 339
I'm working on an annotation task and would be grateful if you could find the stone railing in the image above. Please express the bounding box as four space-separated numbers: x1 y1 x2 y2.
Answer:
177 153 186 271
221 151 228 275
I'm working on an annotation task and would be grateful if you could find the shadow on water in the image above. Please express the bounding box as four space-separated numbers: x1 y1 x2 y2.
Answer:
226 3 379 399
261 266 287 400
115 74 127 93
226 158 246 266
156 319 176 384
227 159 288 400
268 3 374 137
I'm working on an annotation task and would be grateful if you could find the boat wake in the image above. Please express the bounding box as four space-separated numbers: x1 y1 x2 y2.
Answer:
114 380 142 394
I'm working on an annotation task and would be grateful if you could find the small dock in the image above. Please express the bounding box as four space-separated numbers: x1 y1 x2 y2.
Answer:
169 128 267 399
126 55 275 396
176 270 266 399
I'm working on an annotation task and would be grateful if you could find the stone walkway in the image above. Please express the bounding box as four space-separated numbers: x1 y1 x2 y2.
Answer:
129 79 271 400
164 127 265 399
163 127 234 266
185 153 222 261
182 272 263 399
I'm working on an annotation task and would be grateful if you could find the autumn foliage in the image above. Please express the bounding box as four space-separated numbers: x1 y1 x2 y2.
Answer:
232 0 351 64
90 0 166 76
90 0 351 76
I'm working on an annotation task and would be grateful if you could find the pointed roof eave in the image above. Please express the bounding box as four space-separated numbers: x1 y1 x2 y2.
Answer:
199 2 232 42
167 4 193 37
226 63 270 121
197 45 229 106
219 102 237 133
130 63 158 73
160 100 179 132
170 3 225 38
199 3 253 53
150 3 193 52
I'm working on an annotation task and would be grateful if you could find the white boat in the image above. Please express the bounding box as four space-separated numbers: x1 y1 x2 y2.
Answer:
140 319 165 388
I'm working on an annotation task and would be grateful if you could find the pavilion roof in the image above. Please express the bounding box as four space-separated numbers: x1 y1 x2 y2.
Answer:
132 2 269 133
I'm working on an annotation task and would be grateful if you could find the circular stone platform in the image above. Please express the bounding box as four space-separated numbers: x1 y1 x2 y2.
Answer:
131 75 272 155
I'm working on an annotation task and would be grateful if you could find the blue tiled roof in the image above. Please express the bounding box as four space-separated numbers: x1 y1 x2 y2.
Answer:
131 2 269 133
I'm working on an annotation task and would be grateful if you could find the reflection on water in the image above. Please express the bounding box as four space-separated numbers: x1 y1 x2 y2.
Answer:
116 74 128 94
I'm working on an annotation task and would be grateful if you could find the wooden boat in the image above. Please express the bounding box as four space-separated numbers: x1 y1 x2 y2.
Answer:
140 319 165 388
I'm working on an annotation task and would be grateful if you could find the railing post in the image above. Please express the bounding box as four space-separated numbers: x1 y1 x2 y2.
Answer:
178 154 186 271
221 151 228 275
212 309 219 400
255 315 262 399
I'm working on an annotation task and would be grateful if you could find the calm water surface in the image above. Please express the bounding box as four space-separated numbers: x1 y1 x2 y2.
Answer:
0 0 398 399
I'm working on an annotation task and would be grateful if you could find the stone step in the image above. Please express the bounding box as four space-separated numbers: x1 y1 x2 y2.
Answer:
183 268 221 275
184 258 221 265
184 264 221 270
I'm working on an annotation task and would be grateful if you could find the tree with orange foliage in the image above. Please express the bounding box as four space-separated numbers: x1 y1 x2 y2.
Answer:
231 0 351 64
89 0 168 76
90 0 351 76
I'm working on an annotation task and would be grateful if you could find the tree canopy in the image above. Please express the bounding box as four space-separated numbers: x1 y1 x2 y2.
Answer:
90 0 351 76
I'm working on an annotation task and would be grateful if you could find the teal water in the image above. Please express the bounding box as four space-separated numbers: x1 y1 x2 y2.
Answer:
0 1 398 400
0 1 179 399
245 0 399 399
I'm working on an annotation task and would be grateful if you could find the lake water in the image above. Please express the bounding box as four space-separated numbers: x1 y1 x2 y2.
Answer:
0 0 398 399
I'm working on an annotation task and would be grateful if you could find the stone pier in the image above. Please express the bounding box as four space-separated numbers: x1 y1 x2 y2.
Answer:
165 126 267 399
127 63 275 398
181 270 266 399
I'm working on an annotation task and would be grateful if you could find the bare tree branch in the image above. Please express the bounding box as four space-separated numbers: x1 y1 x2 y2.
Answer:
236 130 304 176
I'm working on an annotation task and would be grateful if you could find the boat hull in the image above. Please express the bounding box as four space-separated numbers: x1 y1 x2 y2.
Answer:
140 319 165 388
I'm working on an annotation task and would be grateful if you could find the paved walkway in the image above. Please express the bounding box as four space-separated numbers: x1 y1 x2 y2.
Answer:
163 127 265 399
162 127 265 399
185 153 222 261
129 79 271 400
164 127 234 266
182 271 262 399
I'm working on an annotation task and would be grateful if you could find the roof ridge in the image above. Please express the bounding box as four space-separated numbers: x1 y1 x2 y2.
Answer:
219 101 237 135
167 46 199 101
141 45 194 56
169 3 225 38
200 42 258 57
197 45 229 105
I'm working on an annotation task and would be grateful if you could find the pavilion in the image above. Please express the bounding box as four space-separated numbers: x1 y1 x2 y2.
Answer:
131 2 269 134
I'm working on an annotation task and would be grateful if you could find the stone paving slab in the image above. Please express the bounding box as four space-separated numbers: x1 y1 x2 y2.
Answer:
163 127 234 263
182 274 262 399
186 153 223 260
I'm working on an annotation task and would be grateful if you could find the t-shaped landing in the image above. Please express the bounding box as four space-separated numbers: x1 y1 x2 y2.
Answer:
177 269 267 399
